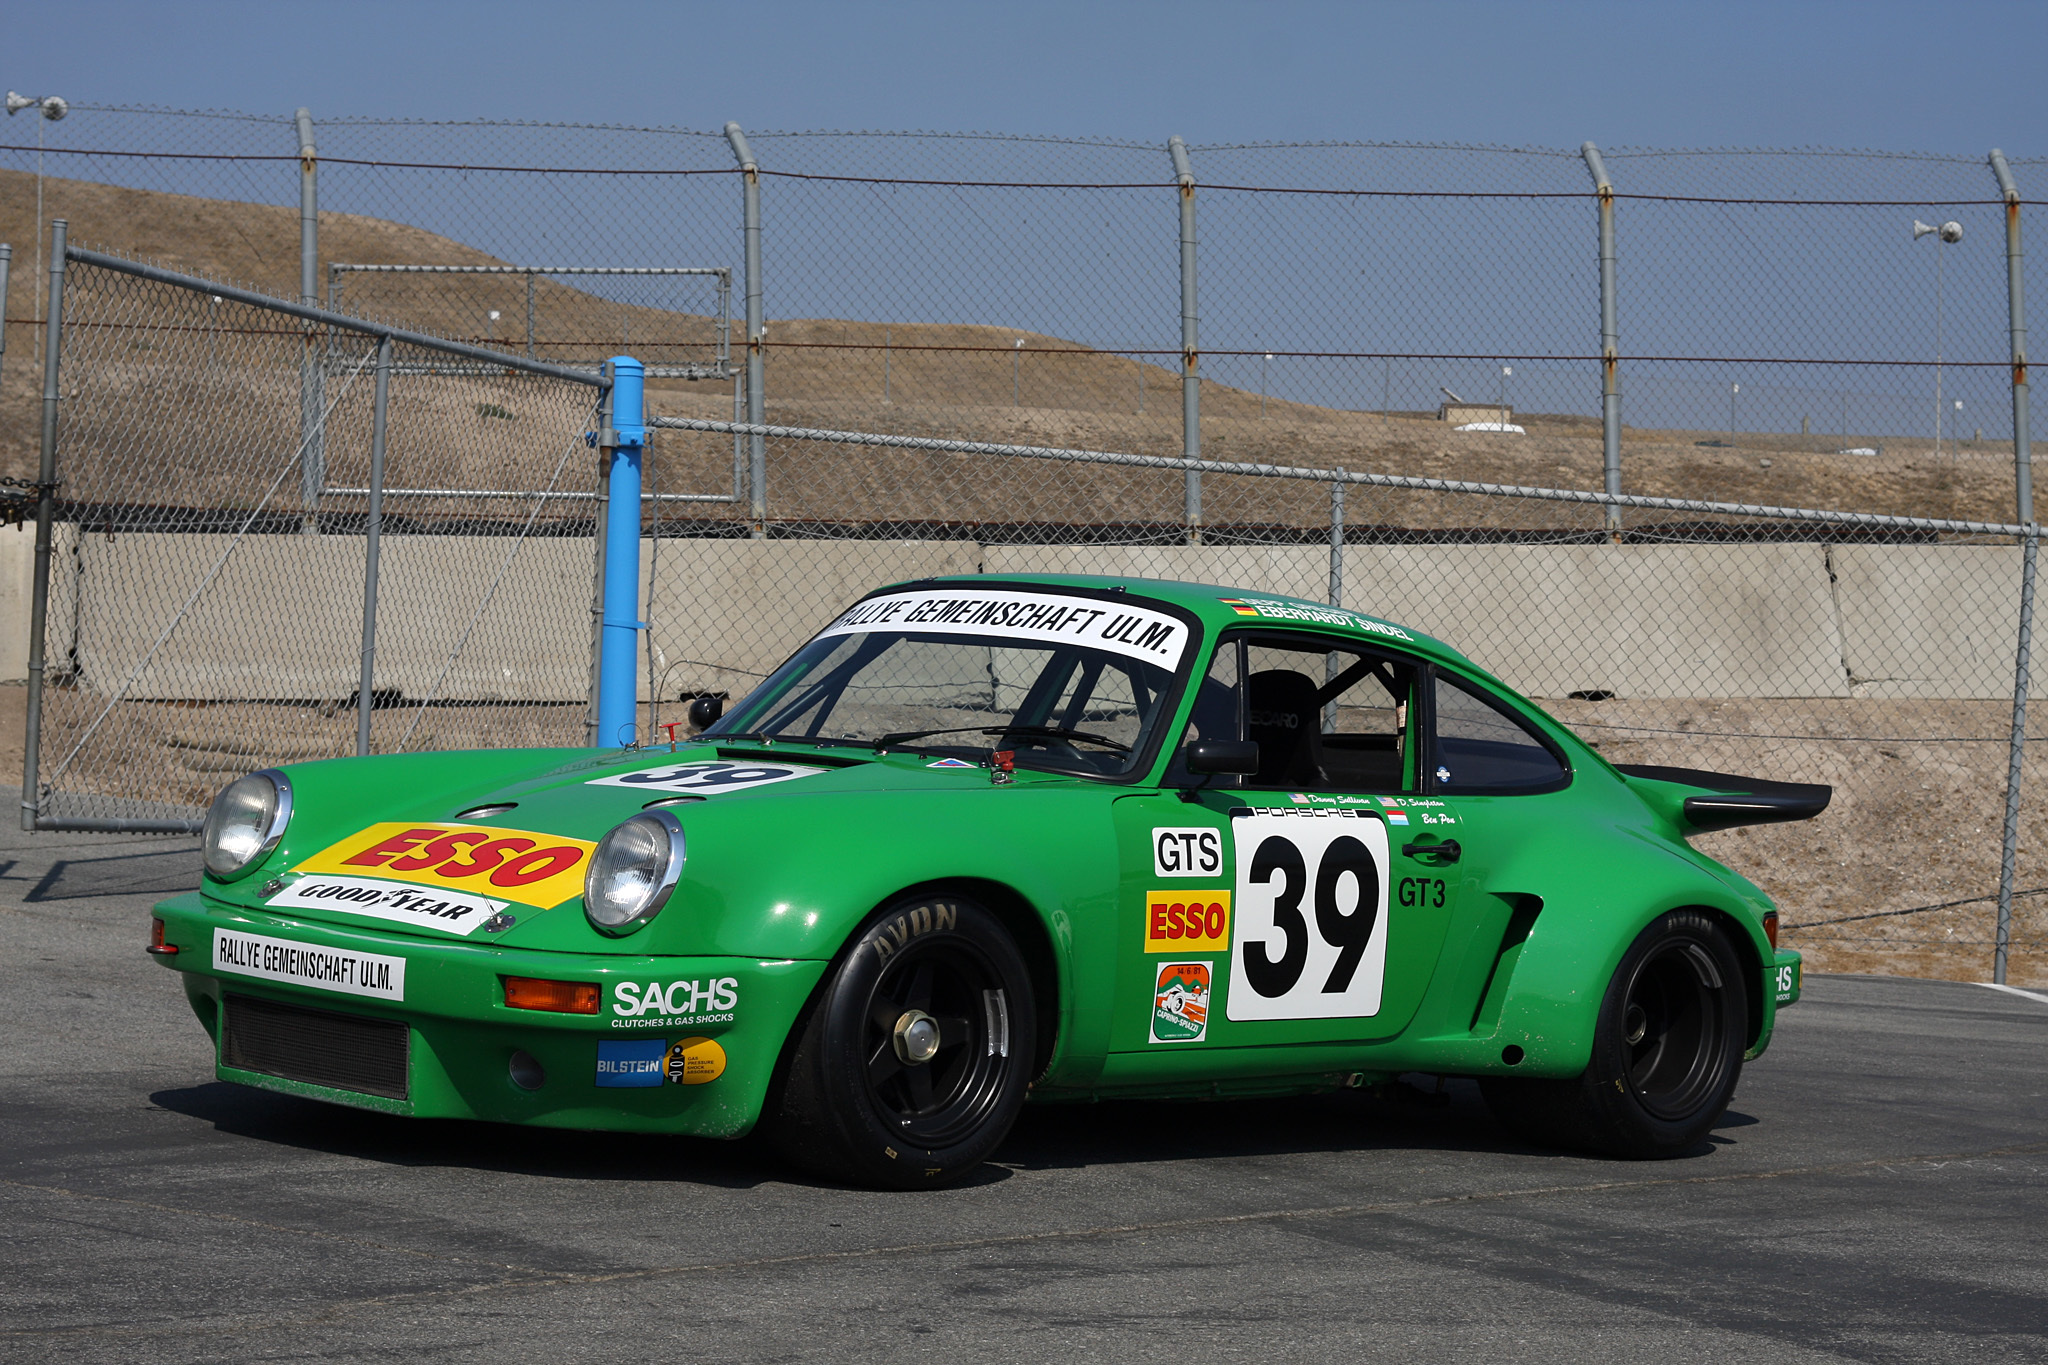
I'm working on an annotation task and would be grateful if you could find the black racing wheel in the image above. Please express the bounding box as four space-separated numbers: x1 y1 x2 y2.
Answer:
765 894 1035 1189
1482 909 1748 1159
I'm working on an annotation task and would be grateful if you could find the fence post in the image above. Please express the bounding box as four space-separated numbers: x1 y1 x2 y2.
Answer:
1991 151 2032 525
1170 136 1201 545
596 356 647 747
1996 525 2036 985
725 122 767 538
296 109 324 533
21 221 66 832
0 244 10 382
524 269 537 359
1583 142 1622 537
585 378 613 746
1328 482 1344 607
355 336 392 757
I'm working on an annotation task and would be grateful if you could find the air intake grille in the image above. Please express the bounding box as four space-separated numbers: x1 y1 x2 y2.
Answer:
221 994 410 1100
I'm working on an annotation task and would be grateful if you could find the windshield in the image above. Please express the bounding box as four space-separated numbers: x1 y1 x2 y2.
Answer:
707 587 1194 777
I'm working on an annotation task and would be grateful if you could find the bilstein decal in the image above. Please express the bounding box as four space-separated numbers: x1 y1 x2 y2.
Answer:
294 823 599 910
665 1036 727 1085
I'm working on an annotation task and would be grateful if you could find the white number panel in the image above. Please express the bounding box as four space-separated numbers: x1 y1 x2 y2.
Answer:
1225 811 1391 1022
586 761 828 795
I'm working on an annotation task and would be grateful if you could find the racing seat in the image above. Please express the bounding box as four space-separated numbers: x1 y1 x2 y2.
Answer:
1246 669 1325 786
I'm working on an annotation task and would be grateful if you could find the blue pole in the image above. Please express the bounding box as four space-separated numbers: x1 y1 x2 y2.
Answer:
597 356 645 747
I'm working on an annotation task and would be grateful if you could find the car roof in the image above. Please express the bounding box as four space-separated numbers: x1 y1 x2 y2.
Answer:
905 572 1476 669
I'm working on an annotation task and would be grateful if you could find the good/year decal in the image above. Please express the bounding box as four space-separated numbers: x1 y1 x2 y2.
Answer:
587 760 828 796
1225 810 1391 1022
270 874 507 936
294 823 598 909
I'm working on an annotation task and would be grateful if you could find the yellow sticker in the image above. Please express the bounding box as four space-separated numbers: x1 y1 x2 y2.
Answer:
293 822 599 909
664 1035 726 1085
1143 889 1232 953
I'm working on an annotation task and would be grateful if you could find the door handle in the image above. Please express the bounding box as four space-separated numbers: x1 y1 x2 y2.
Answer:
1403 838 1461 863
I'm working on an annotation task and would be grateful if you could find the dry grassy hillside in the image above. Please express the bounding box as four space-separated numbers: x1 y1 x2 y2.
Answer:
1 168 2026 525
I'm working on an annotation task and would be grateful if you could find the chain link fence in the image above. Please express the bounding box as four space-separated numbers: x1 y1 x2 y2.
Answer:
25 241 607 827
1 108 2043 984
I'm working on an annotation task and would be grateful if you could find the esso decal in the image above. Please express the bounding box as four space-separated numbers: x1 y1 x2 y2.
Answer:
295 823 597 909
1153 827 1222 878
587 761 827 795
1226 811 1391 1022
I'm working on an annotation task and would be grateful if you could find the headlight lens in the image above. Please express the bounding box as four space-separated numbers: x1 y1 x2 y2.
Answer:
202 769 292 880
583 810 685 935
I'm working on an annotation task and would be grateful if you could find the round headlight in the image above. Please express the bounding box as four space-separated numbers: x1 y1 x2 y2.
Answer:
584 810 685 935
202 769 292 880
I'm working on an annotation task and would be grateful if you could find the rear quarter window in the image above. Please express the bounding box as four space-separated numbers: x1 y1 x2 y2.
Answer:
1431 673 1569 794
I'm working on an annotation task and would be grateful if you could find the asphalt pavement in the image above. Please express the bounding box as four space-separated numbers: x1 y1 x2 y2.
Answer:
3 815 2045 1363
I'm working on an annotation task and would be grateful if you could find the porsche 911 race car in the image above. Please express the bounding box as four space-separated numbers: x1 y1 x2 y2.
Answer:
150 575 1824 1187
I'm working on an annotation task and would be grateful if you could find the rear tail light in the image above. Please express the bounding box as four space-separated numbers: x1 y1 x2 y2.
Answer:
1762 912 1780 950
146 918 179 956
502 976 600 1014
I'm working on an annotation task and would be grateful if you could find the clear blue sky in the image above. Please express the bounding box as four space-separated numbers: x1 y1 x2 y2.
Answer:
5 0 2042 154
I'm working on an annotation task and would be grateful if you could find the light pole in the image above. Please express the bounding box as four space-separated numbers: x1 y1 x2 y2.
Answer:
1261 352 1272 419
1499 365 1512 428
6 92 69 365
1913 219 1964 458
1012 338 1023 407
1730 382 1740 445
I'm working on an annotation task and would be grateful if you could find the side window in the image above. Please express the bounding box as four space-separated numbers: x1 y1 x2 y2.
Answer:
1171 632 1417 792
1162 637 1243 786
1430 674 1568 793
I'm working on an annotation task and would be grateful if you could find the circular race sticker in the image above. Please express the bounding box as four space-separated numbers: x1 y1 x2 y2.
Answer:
663 1036 727 1085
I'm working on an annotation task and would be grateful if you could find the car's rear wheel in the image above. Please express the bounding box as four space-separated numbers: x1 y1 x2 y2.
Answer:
765 894 1035 1189
1481 909 1747 1159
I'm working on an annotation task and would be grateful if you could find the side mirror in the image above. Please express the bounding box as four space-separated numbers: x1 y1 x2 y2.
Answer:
1185 739 1260 776
687 694 725 731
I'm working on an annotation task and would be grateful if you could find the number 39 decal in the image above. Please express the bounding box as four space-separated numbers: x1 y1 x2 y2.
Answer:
586 761 828 795
1226 813 1391 1021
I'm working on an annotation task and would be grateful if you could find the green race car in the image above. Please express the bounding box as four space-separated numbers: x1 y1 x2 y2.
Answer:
151 575 1824 1188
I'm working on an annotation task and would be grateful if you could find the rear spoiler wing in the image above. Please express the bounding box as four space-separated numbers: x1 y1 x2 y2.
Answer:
1614 764 1832 834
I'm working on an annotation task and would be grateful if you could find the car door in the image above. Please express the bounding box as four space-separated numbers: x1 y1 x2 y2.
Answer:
1407 667 1575 1031
1111 629 1466 1054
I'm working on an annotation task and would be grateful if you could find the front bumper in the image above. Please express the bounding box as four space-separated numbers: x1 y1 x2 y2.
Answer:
153 892 826 1137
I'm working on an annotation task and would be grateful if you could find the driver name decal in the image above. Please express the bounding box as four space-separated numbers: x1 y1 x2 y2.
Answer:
817 589 1190 668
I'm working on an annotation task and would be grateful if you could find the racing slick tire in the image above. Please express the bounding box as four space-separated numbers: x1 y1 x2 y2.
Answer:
1481 909 1747 1160
765 894 1035 1189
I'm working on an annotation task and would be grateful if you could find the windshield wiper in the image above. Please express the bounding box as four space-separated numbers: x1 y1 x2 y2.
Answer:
872 723 1131 754
699 731 865 750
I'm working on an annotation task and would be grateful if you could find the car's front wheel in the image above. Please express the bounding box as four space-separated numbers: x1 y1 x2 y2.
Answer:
765 894 1035 1188
1481 909 1747 1159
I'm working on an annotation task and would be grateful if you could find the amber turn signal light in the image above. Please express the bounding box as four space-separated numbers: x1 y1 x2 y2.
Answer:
146 917 179 956
502 976 600 1014
1762 912 1780 950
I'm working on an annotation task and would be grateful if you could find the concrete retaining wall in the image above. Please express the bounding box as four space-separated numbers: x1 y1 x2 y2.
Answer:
0 529 2036 702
